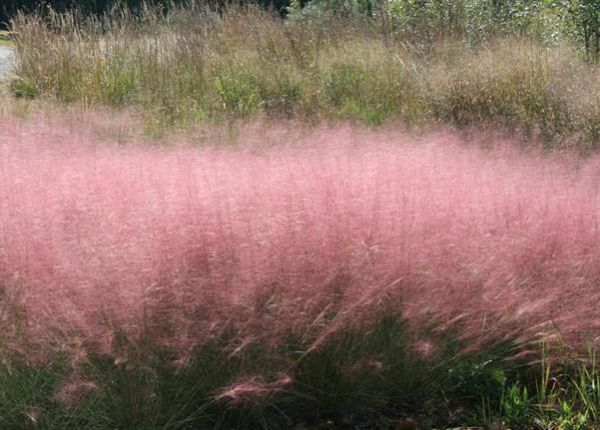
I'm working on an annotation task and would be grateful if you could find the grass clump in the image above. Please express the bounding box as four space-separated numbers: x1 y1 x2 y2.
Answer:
0 315 514 429
425 41 575 144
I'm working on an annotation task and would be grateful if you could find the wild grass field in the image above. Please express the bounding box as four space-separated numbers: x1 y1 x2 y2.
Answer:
6 1 600 429
8 1 600 150
8 3 600 148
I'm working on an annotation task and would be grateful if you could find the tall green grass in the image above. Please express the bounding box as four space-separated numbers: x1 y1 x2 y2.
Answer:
5 314 600 428
0 312 530 429
9 3 600 148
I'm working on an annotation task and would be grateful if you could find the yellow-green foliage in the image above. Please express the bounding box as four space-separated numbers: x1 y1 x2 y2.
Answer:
0 31 14 46
424 42 575 139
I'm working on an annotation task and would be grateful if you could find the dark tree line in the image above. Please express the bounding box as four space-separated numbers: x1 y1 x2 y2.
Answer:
0 0 291 29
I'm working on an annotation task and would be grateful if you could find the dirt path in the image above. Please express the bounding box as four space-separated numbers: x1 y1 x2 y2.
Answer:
0 46 13 80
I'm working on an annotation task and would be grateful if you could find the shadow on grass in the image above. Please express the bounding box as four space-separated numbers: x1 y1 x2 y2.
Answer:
0 311 531 429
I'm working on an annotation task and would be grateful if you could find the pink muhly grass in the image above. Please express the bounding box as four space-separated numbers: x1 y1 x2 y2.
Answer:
2 113 600 362
215 374 293 405
55 379 98 407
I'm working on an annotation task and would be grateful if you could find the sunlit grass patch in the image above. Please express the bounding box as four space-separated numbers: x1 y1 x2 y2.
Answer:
0 31 14 46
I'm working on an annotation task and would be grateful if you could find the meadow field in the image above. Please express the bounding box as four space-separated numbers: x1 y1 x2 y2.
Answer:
6 1 600 429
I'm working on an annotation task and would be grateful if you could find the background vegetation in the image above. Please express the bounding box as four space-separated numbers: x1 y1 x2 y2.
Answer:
0 0 290 28
7 1 600 148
